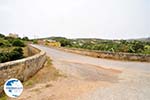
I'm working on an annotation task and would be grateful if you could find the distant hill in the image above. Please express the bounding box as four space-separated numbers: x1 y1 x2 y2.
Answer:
136 37 150 42
35 36 150 54
128 37 150 42
38 36 150 41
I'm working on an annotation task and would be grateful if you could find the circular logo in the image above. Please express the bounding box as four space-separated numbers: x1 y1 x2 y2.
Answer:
4 78 23 98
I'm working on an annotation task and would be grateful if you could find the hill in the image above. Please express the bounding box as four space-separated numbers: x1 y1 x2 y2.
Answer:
37 36 150 54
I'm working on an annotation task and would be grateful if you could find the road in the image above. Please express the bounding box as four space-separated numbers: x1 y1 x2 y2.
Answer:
21 45 150 100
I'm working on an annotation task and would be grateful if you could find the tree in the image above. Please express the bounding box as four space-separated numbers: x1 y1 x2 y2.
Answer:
9 47 24 60
132 41 144 53
49 37 72 47
0 47 24 63
0 33 5 38
0 38 11 47
12 39 25 47
120 40 127 44
33 40 38 44
22 37 29 41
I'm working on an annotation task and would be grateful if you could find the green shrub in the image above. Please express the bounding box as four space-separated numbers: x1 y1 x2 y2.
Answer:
52 38 150 54
0 47 24 63
9 47 24 60
0 33 5 38
12 39 25 47
0 52 9 63
33 40 38 44
22 37 29 41
0 38 11 47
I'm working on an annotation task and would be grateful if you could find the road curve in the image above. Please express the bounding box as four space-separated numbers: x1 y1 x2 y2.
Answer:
32 44 150 100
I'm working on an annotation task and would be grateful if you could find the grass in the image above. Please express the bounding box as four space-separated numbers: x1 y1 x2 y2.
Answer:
0 47 15 52
0 94 7 100
24 80 34 87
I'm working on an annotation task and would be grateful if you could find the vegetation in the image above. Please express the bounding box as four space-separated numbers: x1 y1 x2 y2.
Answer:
0 33 29 63
0 47 24 63
12 39 25 47
22 36 29 41
32 39 38 44
0 94 7 100
49 37 150 54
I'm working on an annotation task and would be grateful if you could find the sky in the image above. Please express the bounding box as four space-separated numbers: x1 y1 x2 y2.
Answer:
0 0 149 39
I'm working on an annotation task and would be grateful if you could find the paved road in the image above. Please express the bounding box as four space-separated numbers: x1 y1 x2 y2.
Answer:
32 44 150 100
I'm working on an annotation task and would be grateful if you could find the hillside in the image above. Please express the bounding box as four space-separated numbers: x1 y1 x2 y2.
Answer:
37 36 150 55
0 33 27 63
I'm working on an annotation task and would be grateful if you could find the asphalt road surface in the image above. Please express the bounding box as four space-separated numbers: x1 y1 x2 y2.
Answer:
31 44 150 100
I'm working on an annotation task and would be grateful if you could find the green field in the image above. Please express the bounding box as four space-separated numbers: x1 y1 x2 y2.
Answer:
45 37 150 55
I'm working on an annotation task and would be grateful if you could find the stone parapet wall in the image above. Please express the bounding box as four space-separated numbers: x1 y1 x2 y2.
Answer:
0 45 46 95
27 45 40 56
59 47 150 62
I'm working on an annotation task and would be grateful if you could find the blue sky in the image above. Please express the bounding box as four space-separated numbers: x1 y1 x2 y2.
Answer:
0 0 149 39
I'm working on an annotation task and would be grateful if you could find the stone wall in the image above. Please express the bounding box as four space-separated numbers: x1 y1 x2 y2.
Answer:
59 47 150 62
27 45 40 56
0 45 46 94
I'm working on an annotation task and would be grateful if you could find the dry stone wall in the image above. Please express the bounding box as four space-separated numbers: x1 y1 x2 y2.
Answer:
59 47 150 62
0 45 46 95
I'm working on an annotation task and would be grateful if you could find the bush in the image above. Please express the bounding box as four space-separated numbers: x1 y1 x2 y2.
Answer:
33 40 38 44
0 38 11 47
0 52 10 63
0 42 4 46
12 39 25 47
0 33 5 38
22 37 29 41
0 47 24 63
9 47 24 60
